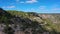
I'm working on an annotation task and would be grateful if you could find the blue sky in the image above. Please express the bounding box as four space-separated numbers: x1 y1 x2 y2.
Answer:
0 0 60 13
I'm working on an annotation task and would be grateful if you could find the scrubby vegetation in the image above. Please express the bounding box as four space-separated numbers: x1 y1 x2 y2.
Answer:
0 8 60 34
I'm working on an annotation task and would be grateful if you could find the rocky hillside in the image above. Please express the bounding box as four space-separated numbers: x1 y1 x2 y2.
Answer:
0 8 60 34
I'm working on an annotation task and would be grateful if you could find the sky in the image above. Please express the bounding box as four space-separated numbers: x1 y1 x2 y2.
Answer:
0 0 60 13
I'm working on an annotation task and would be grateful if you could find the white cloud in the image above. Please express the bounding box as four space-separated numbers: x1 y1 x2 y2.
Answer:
38 5 60 13
50 4 60 11
2 6 15 8
36 6 50 13
39 6 49 11
39 6 46 10
16 0 20 2
20 1 25 3
52 8 60 10
25 0 38 3
16 0 38 4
